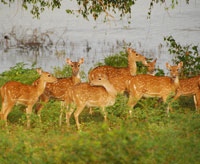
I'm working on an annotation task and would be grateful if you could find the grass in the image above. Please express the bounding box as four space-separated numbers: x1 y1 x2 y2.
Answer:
0 51 200 163
0 106 199 164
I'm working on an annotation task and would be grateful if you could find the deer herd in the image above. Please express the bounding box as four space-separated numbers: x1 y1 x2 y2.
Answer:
0 48 199 130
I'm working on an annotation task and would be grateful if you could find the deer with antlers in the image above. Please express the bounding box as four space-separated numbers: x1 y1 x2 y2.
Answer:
0 69 57 127
34 58 84 119
63 75 117 130
126 62 183 114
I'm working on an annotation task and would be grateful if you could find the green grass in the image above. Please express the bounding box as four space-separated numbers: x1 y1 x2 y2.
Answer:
0 54 200 163
0 104 199 164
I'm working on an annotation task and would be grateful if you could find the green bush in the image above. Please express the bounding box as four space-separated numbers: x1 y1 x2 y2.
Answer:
53 64 73 78
104 51 128 67
0 62 39 86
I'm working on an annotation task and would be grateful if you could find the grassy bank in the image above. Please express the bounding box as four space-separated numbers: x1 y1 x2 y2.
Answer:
0 103 199 164
0 47 200 163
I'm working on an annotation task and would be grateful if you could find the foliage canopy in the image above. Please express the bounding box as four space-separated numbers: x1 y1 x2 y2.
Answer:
1 0 190 21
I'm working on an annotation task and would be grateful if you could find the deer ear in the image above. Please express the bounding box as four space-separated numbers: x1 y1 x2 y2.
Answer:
153 58 157 63
178 62 183 68
66 58 72 65
127 48 133 54
36 68 42 75
166 63 170 70
79 58 84 64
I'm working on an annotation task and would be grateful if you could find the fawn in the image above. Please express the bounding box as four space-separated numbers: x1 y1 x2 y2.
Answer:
126 62 183 114
62 75 117 130
0 69 57 127
34 58 84 118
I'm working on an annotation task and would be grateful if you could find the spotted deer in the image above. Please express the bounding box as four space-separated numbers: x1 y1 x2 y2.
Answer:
88 48 147 114
34 58 84 118
62 75 117 130
0 69 57 127
126 62 183 114
88 58 157 114
102 59 157 93
88 48 147 81
166 61 200 112
173 75 200 112
105 58 157 113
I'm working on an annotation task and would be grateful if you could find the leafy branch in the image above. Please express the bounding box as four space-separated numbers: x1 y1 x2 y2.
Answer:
1 0 191 21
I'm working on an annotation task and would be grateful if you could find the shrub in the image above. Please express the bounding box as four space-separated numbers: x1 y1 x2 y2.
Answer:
0 62 39 86
164 35 200 77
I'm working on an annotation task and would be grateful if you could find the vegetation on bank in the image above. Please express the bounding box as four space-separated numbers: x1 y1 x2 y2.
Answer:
0 37 199 163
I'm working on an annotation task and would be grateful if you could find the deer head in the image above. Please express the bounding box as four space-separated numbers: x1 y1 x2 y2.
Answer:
166 62 183 80
38 69 57 83
127 48 147 65
66 58 84 76
145 58 157 75
90 74 117 98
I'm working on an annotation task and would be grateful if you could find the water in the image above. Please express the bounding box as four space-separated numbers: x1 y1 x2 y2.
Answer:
0 0 200 76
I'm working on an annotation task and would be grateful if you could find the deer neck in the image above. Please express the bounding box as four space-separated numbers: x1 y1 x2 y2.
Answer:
102 82 117 99
36 78 47 97
173 75 180 89
72 73 81 85
128 56 137 76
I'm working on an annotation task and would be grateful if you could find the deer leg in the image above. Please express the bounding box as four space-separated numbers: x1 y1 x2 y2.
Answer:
74 105 85 130
195 92 200 113
26 105 33 128
2 101 15 126
172 92 181 104
59 102 64 126
0 91 5 120
162 96 171 115
0 102 6 120
127 93 141 115
59 101 64 126
168 92 180 110
0 113 3 120
127 95 136 115
35 94 49 121
101 107 107 122
89 107 93 115
193 95 198 111
65 103 75 127
127 94 135 107
58 101 66 126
